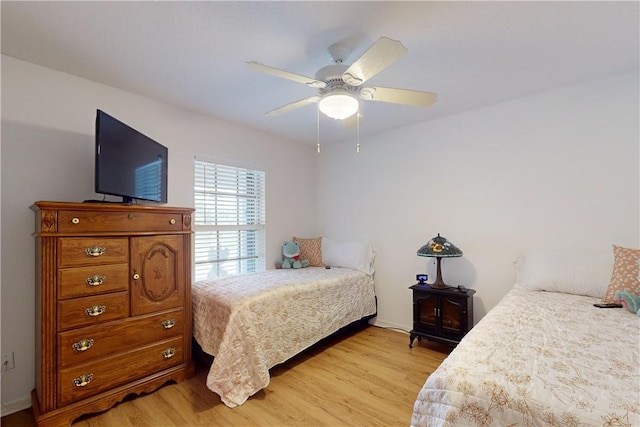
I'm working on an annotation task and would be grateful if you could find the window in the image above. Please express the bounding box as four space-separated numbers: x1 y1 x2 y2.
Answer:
194 160 266 281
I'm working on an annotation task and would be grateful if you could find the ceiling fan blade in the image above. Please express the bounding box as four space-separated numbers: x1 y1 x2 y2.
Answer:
247 61 326 88
342 37 408 86
359 86 438 107
265 96 321 116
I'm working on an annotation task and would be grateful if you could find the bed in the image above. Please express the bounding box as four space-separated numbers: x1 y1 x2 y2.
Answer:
192 265 376 407
411 247 640 427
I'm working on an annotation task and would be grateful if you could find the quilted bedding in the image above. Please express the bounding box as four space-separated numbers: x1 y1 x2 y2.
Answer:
192 267 376 407
411 287 640 427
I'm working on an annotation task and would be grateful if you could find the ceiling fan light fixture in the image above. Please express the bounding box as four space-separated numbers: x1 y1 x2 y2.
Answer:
319 92 359 120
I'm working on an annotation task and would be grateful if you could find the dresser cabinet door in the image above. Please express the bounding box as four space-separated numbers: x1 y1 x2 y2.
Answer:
130 235 185 316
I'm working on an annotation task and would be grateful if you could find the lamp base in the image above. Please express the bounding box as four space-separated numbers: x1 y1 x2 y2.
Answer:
429 258 450 289
428 281 450 290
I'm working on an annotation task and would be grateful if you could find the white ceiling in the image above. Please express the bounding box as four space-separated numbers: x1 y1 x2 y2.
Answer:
2 1 638 145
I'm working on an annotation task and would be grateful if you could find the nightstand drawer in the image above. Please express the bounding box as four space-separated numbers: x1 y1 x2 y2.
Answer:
58 263 129 299
58 237 128 267
58 291 129 331
58 309 184 367
58 336 184 406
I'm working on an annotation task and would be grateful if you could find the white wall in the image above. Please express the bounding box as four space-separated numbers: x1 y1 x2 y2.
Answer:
318 71 640 330
0 56 319 413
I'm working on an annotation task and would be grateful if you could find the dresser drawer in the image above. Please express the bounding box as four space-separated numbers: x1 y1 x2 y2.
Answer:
58 210 185 233
58 336 184 406
58 263 129 299
58 309 184 367
59 237 128 268
58 292 129 331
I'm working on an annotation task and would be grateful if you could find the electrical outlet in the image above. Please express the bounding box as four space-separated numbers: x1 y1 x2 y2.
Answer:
2 352 15 371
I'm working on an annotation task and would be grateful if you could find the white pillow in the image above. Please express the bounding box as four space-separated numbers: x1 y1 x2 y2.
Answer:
515 250 613 298
322 237 376 275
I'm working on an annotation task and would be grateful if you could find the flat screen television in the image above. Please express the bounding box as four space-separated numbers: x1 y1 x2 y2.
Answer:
95 110 168 203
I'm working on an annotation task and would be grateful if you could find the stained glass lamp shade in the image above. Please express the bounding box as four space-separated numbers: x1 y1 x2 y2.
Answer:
416 234 463 289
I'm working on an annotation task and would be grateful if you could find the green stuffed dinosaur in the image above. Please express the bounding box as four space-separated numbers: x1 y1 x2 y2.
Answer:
276 241 309 269
615 290 640 316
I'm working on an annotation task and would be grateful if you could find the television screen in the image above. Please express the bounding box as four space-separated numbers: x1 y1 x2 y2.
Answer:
95 110 168 203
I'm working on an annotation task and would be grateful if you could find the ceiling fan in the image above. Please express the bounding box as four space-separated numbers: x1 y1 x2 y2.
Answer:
247 37 438 121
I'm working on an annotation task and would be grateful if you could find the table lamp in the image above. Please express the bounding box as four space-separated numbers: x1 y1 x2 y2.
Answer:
416 234 462 289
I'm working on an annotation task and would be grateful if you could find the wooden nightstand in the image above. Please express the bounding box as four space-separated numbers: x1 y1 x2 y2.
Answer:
409 284 475 347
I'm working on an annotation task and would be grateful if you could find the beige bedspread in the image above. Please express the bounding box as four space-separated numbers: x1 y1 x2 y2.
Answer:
411 287 640 427
192 267 376 407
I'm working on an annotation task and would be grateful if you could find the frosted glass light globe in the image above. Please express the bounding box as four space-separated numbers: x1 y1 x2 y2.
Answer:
319 92 358 120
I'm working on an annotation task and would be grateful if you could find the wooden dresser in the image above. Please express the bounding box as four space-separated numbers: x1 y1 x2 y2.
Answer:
31 201 195 427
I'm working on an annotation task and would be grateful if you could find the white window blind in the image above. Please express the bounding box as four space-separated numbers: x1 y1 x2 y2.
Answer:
194 160 266 281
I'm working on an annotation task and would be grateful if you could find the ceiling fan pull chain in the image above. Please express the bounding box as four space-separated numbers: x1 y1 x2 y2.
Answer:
316 105 321 154
356 112 360 153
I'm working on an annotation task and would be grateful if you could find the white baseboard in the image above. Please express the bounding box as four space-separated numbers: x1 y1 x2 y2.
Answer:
1 395 32 417
370 318 411 334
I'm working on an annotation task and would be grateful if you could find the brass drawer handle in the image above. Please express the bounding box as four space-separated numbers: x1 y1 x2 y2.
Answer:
161 319 176 329
85 305 106 317
85 246 106 257
72 373 94 387
85 275 106 287
72 338 94 352
170 219 176 225
162 348 176 359
71 217 80 224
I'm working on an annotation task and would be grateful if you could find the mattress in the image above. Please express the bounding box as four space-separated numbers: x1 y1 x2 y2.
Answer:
192 266 376 407
411 287 640 427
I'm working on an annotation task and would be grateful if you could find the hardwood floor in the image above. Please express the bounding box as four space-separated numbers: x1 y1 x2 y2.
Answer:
2 325 450 427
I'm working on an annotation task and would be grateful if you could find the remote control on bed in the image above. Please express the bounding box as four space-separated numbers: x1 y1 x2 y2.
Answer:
593 302 623 308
